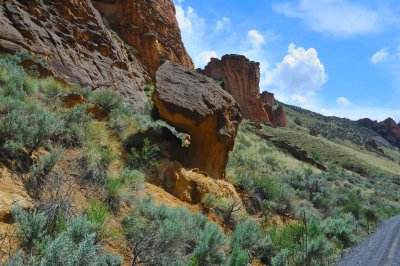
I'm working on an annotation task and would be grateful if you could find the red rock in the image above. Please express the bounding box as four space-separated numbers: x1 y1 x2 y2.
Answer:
200 55 270 123
274 105 288 127
0 0 148 110
261 91 276 127
92 0 194 77
154 61 242 179
358 117 400 148
309 128 319 137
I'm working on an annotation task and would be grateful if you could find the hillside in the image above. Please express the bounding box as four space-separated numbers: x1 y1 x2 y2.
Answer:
0 1 399 266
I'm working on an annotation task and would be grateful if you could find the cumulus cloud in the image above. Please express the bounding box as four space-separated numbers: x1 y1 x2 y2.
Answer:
273 0 394 37
248 30 265 49
336 96 351 107
215 17 230 32
196 51 217 66
175 5 204 34
265 43 327 95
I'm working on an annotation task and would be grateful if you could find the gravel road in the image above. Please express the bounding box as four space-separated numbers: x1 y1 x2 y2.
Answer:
336 215 400 266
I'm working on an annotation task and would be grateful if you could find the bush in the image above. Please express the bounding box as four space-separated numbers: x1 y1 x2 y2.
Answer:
85 199 111 230
28 148 61 193
62 104 92 146
324 208 356 248
0 101 64 157
82 142 115 184
202 194 241 228
122 197 225 266
12 207 46 251
91 90 123 114
126 138 160 172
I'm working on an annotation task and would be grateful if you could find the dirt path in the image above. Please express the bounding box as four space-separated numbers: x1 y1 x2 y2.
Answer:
336 215 400 266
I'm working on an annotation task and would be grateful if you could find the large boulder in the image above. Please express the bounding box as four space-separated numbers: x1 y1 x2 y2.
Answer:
157 159 241 204
200 55 270 123
0 0 148 110
261 91 276 127
92 0 194 77
154 61 242 179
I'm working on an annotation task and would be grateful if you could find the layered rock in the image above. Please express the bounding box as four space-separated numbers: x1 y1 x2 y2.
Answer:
0 0 148 110
92 0 194 77
201 55 269 123
154 61 242 179
359 117 400 148
158 159 241 204
274 105 288 127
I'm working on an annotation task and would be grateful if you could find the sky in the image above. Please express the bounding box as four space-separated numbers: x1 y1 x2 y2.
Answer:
173 0 400 122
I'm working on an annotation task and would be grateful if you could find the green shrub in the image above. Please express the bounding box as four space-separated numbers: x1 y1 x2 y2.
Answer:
122 197 225 266
62 104 92 146
126 138 160 172
91 90 123 114
82 142 115 184
38 77 66 100
324 208 356 248
106 178 125 210
202 194 241 228
85 199 111 229
29 148 61 192
12 207 46 251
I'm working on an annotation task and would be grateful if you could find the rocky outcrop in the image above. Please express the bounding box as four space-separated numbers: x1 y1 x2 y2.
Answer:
309 128 319 137
154 61 242 179
274 105 288 127
274 141 327 171
261 91 276 126
200 55 269 123
0 167 34 223
92 0 194 77
157 159 241 204
359 118 400 149
0 0 148 110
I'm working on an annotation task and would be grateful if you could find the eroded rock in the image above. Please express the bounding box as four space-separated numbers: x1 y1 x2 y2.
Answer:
359 117 400 149
92 0 194 77
274 105 288 127
261 91 276 127
154 61 242 179
158 159 241 204
0 0 148 110
201 55 269 123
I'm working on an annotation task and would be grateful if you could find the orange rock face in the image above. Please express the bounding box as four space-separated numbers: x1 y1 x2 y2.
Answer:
261 91 276 127
201 55 270 123
0 0 148 110
274 105 288 127
154 61 242 179
92 0 194 77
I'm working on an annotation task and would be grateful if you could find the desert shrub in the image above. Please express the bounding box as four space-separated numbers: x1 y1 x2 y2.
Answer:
343 192 363 220
229 244 250 266
324 208 356 248
120 168 145 189
231 219 271 261
62 104 93 146
122 197 226 266
28 148 61 193
191 223 226 265
0 100 64 157
12 207 46 251
91 90 123 114
202 194 241 228
82 142 115 184
126 138 160 172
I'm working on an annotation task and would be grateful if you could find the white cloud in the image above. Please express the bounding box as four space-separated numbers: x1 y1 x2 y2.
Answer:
265 43 327 95
273 0 395 37
336 96 351 107
216 17 230 32
247 30 265 49
196 51 217 66
371 48 390 64
175 6 205 35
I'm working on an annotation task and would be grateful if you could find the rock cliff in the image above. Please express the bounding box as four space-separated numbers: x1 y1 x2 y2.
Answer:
201 55 270 123
261 91 276 127
274 105 288 127
92 0 194 77
359 117 400 149
154 61 242 179
0 0 148 110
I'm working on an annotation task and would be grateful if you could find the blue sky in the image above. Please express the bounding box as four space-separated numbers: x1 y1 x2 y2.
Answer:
174 0 400 121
